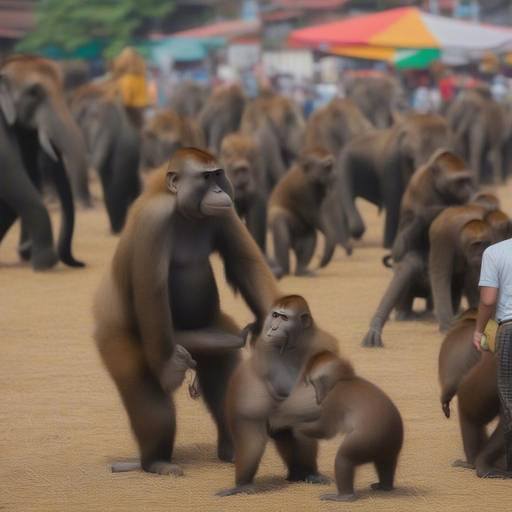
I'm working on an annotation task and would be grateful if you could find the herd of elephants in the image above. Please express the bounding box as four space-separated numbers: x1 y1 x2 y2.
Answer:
1 54 512 502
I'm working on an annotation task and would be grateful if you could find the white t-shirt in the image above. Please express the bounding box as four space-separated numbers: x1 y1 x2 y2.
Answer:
479 238 512 322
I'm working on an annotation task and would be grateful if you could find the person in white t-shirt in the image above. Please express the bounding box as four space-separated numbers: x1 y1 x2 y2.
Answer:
474 237 512 472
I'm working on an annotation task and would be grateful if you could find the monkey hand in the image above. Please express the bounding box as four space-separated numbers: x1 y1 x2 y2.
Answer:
361 327 384 348
241 322 259 346
159 345 197 394
442 401 451 418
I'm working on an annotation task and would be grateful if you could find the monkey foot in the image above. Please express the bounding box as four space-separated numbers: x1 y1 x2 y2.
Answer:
217 440 234 463
371 482 393 492
144 461 184 476
344 244 353 257
452 460 474 470
320 492 357 502
216 484 257 497
477 467 512 479
361 329 384 348
294 473 331 485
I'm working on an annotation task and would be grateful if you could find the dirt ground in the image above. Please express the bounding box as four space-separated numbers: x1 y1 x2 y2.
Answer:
1 182 512 512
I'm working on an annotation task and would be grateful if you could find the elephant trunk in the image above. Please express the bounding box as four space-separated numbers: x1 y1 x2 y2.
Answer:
37 96 91 207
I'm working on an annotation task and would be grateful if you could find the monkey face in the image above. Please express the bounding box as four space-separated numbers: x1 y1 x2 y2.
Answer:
441 172 474 204
261 305 312 352
227 161 254 199
167 157 234 219
302 152 335 187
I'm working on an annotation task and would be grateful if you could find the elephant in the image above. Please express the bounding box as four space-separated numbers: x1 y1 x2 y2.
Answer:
448 88 505 184
323 113 453 252
199 84 245 154
241 93 305 193
429 205 510 332
71 83 141 234
140 108 204 172
345 74 403 129
0 55 87 270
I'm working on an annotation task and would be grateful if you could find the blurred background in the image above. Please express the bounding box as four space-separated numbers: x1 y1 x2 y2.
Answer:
2 0 512 114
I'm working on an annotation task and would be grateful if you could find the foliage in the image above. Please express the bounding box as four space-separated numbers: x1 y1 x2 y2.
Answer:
18 0 176 58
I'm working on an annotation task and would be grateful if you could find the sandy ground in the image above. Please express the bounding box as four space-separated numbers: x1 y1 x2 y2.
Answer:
1 182 512 512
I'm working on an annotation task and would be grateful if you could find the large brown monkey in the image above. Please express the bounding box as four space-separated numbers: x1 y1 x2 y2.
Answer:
94 148 279 475
429 205 510 332
361 150 475 347
304 98 371 158
218 295 339 496
268 148 340 278
219 133 267 252
438 311 511 478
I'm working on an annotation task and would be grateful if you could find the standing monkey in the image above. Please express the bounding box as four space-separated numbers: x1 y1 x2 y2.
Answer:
218 295 339 496
268 148 339 278
94 148 279 475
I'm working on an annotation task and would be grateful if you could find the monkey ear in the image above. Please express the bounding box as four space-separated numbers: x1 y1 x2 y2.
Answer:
300 313 312 329
0 75 16 125
166 172 178 194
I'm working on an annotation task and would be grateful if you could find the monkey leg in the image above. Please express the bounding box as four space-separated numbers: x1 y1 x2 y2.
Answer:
454 405 487 469
193 313 241 463
272 429 329 484
98 332 180 476
320 438 359 502
361 252 424 347
271 213 292 278
17 222 32 261
371 454 398 491
294 231 317 277
475 419 512 478
216 418 268 496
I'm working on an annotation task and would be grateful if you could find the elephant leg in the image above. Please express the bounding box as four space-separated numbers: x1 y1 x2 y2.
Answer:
1 165 57 270
0 199 18 244
294 230 317 277
18 222 31 261
361 252 424 347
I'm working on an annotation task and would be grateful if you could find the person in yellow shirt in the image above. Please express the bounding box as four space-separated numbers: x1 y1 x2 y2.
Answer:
112 47 149 129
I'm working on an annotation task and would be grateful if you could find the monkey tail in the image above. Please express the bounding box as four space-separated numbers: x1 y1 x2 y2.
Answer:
382 254 394 268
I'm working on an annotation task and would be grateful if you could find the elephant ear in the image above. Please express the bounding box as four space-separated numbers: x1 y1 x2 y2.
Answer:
0 75 16 125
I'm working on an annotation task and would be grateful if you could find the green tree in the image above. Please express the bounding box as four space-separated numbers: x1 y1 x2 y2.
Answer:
18 0 176 57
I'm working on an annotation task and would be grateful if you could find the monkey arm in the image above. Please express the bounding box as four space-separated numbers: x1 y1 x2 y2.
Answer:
429 225 456 332
216 211 280 329
131 196 176 377
173 328 245 352
362 252 425 347
391 215 425 262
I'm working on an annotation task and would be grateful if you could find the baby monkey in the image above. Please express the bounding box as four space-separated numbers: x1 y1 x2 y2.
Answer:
218 296 403 501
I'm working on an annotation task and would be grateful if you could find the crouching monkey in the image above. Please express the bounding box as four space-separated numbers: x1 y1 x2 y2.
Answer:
94 147 279 475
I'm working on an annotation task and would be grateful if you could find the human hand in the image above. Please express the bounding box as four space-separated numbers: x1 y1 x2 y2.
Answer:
472 331 483 352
